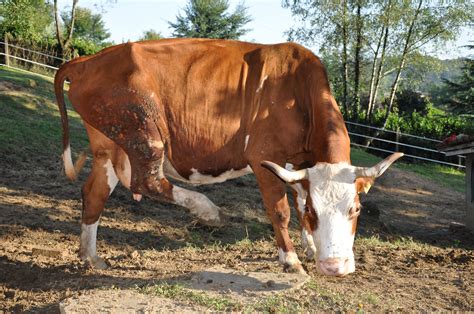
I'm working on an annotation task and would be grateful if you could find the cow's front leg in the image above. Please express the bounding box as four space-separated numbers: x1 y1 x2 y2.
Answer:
290 182 317 261
251 162 306 274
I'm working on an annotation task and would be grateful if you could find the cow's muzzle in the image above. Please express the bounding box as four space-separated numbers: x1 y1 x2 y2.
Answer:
318 257 355 276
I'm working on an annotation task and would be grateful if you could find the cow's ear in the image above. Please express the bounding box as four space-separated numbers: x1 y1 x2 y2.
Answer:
355 177 374 194
355 153 403 179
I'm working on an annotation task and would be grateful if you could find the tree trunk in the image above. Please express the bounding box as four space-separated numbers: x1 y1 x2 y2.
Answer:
368 23 389 122
364 0 422 147
381 0 423 129
353 0 363 114
366 26 383 120
54 0 79 60
367 0 391 122
341 0 349 115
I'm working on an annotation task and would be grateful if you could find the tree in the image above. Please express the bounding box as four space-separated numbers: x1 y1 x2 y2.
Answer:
0 0 53 40
283 0 473 124
61 6 110 45
443 46 474 115
54 0 78 58
169 0 251 40
139 29 162 41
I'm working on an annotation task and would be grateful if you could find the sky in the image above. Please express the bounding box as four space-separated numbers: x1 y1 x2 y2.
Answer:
57 0 472 59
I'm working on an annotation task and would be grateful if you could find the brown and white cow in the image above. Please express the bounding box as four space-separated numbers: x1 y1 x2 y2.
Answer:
54 38 402 276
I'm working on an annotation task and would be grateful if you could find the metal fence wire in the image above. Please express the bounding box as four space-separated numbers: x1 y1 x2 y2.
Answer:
0 40 466 169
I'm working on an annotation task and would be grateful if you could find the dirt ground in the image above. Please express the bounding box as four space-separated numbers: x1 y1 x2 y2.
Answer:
0 149 473 312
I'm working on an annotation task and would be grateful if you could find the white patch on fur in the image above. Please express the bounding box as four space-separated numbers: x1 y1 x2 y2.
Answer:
80 221 98 258
290 181 306 216
172 185 220 222
306 162 358 263
163 157 187 182
244 135 250 151
278 248 301 266
290 181 317 259
103 159 119 195
256 75 268 93
79 221 107 269
188 166 252 185
302 229 317 259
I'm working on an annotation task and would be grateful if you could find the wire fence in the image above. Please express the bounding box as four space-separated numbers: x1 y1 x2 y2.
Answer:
346 121 465 169
0 40 466 169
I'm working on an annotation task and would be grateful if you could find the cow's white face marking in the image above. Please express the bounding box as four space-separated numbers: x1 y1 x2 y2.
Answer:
79 221 107 269
306 162 359 275
103 159 119 195
188 166 253 185
172 185 220 222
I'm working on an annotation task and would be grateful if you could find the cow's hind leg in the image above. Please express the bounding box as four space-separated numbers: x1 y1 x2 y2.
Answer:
79 149 118 269
115 152 223 226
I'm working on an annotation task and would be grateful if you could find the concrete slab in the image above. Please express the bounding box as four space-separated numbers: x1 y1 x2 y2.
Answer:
188 266 310 300
59 289 207 314
59 267 309 312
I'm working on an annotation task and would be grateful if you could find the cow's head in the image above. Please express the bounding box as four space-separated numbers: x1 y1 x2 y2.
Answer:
262 153 403 276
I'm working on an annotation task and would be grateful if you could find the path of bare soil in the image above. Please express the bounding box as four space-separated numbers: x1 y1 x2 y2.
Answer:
0 152 472 312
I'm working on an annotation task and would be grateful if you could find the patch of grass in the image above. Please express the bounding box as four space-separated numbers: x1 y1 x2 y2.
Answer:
351 147 464 193
305 280 347 308
244 295 304 313
397 162 464 193
139 282 240 311
0 67 88 167
357 235 431 251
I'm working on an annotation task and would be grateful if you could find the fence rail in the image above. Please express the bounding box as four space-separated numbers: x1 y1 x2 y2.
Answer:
0 41 467 170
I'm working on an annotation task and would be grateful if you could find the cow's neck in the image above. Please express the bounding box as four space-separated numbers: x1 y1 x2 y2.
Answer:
306 86 350 165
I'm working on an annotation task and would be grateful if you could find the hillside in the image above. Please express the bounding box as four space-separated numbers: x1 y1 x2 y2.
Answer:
0 67 88 169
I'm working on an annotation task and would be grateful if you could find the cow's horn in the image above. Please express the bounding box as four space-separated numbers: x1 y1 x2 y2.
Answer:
261 161 308 183
355 152 404 178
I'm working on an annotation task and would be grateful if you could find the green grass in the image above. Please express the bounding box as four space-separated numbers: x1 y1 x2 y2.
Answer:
351 147 465 193
0 66 88 166
139 282 240 311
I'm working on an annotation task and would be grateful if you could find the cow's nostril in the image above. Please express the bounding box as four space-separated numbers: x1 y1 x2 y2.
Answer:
319 257 350 276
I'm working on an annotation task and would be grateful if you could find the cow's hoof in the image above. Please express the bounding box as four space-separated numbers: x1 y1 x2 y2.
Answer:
81 254 108 270
198 211 227 228
283 263 307 275
305 249 317 261
89 256 108 269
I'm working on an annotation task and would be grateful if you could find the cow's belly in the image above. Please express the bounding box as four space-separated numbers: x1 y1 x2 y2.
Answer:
163 157 252 185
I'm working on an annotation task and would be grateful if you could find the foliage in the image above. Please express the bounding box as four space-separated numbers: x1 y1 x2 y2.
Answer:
0 0 54 40
395 89 429 115
371 105 467 140
442 46 474 115
169 0 251 39
283 0 474 122
61 6 111 46
139 29 163 41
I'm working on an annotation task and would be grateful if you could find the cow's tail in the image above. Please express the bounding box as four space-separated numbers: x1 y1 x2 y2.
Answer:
54 62 87 181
